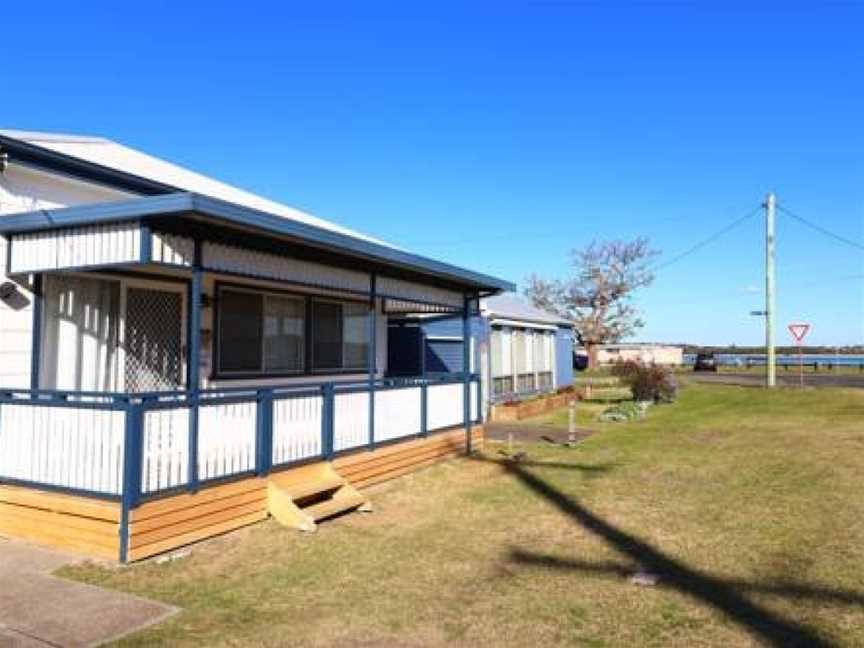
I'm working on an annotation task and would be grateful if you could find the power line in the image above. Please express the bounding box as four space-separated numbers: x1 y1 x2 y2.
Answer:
777 204 864 252
650 205 762 273
396 213 713 249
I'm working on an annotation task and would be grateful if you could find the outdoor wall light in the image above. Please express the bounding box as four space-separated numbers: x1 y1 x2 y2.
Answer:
0 281 30 310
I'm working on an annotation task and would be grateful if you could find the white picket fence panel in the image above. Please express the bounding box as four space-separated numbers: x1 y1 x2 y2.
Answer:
375 387 422 442
334 391 369 452
426 383 465 432
197 400 257 481
141 407 190 494
0 402 125 495
272 394 323 465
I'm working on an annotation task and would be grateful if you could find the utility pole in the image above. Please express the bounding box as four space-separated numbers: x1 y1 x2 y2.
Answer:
764 192 776 388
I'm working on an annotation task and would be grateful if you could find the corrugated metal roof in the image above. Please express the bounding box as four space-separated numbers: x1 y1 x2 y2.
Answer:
481 293 572 327
0 128 385 245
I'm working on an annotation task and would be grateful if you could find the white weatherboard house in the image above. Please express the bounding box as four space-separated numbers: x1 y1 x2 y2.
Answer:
0 129 512 561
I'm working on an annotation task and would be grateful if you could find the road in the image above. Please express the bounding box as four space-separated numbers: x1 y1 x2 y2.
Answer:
690 371 864 389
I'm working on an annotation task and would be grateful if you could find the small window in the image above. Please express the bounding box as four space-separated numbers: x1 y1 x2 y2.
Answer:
311 301 343 369
312 300 370 371
263 295 305 372
490 329 503 377
343 302 369 368
219 290 263 373
218 288 305 374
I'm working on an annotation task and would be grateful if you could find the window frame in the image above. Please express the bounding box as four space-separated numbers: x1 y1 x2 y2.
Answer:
212 281 371 380
310 297 370 373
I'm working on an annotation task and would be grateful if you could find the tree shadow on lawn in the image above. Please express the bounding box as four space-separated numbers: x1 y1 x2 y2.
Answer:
493 454 619 475
473 454 860 648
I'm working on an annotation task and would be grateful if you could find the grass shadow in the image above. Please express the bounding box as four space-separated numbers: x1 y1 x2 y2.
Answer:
509 550 864 608
473 453 846 647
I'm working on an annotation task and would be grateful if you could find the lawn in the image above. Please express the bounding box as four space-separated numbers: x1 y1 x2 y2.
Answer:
62 383 864 647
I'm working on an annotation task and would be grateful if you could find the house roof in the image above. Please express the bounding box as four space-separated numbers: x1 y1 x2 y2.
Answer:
0 129 514 293
0 128 383 244
481 293 572 327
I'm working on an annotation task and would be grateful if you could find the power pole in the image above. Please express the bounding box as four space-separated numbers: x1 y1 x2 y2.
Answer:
764 192 776 388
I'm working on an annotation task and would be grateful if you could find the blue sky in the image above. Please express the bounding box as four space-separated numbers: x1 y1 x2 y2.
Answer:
1 2 861 345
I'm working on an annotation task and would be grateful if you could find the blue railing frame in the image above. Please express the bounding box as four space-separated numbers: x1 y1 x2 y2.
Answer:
0 373 481 562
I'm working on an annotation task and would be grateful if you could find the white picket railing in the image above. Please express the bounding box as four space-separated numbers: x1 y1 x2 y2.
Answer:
427 382 465 432
0 376 481 499
141 407 190 494
375 387 422 442
333 391 370 452
197 400 257 481
0 401 125 495
272 394 323 465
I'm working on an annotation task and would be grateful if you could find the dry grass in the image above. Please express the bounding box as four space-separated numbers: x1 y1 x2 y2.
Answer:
61 384 864 647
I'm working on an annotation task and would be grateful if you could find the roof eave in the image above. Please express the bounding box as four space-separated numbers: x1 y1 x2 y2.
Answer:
0 193 515 294
0 134 173 196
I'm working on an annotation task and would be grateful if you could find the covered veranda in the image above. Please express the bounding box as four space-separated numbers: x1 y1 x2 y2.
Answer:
0 192 512 561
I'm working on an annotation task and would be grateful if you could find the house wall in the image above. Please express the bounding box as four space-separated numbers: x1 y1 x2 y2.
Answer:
0 164 133 216
0 237 33 387
0 164 134 389
388 315 480 376
555 327 574 389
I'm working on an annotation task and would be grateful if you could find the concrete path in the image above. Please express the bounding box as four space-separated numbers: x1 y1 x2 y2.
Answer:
0 539 176 647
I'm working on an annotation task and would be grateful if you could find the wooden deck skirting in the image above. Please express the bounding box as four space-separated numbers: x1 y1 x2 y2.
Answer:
334 425 484 488
0 485 121 560
127 478 269 562
0 425 484 562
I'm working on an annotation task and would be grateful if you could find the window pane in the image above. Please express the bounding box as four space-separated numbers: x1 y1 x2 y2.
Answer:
219 290 262 372
312 301 342 369
343 302 369 369
514 331 528 373
534 332 545 371
263 295 304 372
490 329 502 377
500 329 512 375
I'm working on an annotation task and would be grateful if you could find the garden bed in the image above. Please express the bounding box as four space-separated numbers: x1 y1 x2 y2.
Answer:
489 391 576 422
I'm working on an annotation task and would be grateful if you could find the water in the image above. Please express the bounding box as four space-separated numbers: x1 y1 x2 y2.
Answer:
683 354 864 367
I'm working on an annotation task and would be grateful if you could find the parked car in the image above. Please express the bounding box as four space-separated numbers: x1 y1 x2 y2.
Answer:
694 352 718 372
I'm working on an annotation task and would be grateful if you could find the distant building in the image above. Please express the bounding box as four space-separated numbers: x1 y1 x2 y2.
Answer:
578 343 684 367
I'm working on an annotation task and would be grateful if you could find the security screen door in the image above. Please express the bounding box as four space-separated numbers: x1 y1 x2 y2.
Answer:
124 285 185 392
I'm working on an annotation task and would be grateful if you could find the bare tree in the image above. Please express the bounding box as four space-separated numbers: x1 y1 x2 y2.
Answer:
524 238 659 368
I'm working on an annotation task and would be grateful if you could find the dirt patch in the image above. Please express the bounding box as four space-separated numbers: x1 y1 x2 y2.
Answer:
485 422 594 445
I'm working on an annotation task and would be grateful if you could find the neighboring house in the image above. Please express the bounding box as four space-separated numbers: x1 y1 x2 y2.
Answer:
0 129 512 561
388 293 574 415
580 343 684 366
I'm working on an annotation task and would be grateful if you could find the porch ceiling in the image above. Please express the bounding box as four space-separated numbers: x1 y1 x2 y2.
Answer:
0 193 514 295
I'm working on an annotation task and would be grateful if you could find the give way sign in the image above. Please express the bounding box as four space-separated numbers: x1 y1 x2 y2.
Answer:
787 323 811 343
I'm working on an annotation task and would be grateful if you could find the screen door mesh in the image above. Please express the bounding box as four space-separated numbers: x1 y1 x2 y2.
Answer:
125 288 183 392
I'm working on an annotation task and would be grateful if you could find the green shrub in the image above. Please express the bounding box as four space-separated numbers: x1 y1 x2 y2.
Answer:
611 360 678 403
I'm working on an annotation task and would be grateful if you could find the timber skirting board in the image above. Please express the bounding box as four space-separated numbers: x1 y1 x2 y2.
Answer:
0 485 121 560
